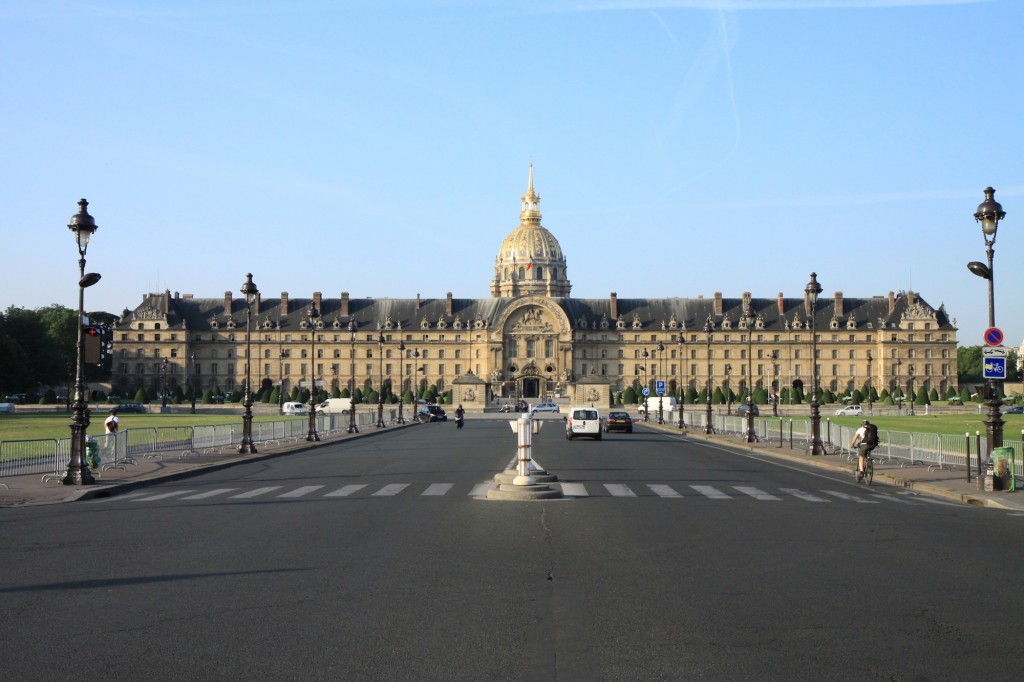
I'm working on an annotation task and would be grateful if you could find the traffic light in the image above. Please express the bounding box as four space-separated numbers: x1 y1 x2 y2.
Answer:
83 325 101 363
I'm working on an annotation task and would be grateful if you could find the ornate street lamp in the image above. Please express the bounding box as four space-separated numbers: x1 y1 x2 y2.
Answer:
190 351 197 414
806 272 823 456
64 199 100 485
677 334 686 429
376 332 386 428
908 365 916 417
771 350 779 417
895 358 903 415
742 303 756 442
160 357 169 409
656 342 665 424
237 273 259 454
866 350 873 415
414 348 422 419
347 320 359 434
397 340 406 423
968 186 1006 455
725 364 733 415
703 314 714 434
278 349 287 415
641 348 649 422
305 303 320 441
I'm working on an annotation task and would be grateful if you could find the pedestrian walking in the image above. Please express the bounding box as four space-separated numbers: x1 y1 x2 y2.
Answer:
455 404 465 429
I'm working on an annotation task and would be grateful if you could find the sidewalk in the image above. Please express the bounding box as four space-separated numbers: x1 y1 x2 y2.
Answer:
2 418 1022 510
0 424 402 508
665 423 1024 511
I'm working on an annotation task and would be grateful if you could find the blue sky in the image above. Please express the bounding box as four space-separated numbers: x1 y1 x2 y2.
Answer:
2 0 1021 350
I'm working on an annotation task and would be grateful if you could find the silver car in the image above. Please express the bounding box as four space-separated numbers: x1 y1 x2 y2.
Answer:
834 405 864 416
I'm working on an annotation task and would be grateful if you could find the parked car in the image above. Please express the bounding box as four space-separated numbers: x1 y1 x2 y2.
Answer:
736 402 759 417
566 407 602 440
604 410 633 433
283 401 309 415
530 401 560 414
115 402 147 413
834 405 864 417
1000 405 1024 415
418 405 447 422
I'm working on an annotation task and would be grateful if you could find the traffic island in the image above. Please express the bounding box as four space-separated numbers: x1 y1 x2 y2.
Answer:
486 414 563 501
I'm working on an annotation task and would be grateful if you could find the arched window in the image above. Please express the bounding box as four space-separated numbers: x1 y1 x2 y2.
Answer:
519 267 525 279
536 266 544 279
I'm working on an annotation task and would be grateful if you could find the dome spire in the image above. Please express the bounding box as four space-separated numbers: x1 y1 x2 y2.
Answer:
520 163 541 224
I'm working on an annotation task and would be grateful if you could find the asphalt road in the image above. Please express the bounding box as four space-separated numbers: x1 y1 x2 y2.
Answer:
2 419 1024 681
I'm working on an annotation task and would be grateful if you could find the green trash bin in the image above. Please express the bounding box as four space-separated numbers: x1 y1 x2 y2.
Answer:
991 446 1015 492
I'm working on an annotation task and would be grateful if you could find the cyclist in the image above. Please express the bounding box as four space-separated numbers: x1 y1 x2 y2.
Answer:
850 419 878 481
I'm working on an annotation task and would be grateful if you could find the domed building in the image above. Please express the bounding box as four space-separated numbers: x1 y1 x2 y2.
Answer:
113 167 959 415
491 165 571 298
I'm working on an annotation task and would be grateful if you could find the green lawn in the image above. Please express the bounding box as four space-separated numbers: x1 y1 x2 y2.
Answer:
0 412 304 442
813 413 1024 438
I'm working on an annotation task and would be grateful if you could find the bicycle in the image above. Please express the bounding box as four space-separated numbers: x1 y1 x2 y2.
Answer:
855 452 874 485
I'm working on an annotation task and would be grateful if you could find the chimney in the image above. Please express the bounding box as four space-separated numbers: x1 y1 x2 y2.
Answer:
416 293 421 310
254 292 261 315
313 291 322 312
224 291 232 315
341 291 350 317
610 292 618 319
281 292 289 314
446 292 453 317
888 291 895 314
742 291 751 309
908 291 917 307
174 291 179 300
713 292 723 317
804 289 811 316
834 292 843 317
777 292 784 316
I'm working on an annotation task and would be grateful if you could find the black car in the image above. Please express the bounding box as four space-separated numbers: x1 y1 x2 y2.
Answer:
736 403 759 417
604 411 633 433
1000 405 1024 415
417 405 447 422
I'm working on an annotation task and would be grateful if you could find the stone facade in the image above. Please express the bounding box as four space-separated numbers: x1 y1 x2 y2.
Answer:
112 168 959 408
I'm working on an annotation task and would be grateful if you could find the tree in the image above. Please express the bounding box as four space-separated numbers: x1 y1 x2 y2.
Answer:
268 387 280 405
958 346 983 384
623 386 637 405
685 386 698 404
712 387 725 404
134 388 148 403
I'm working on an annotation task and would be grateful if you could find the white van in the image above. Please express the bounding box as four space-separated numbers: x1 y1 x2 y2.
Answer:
565 407 602 440
282 401 308 415
317 397 353 415
637 396 677 415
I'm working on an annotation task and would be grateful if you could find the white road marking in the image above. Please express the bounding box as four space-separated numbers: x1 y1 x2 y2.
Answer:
559 483 589 497
372 484 409 497
325 484 368 497
230 486 282 499
779 488 830 503
647 484 682 498
422 483 454 496
604 484 637 497
691 485 731 499
823 490 879 504
134 490 196 502
469 483 496 496
278 485 325 498
180 488 238 500
734 486 781 501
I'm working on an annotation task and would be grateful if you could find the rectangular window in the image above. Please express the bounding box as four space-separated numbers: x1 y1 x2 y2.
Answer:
455 364 461 375
439 364 446 376
212 363 219 375
546 340 554 357
601 364 608 376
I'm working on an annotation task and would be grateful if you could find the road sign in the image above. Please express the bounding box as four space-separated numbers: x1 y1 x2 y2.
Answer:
656 380 666 395
642 387 650 396
984 327 1004 346
983 346 1008 358
984 357 1007 380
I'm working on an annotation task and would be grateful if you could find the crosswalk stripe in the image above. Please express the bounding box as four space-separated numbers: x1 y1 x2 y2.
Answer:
868 493 920 505
422 483 454 496
135 490 196 502
372 483 409 497
325 484 367 498
230 486 282 499
647 484 682 498
691 485 731 499
278 485 324 498
560 482 588 497
469 483 496 496
779 488 830 502
823 490 879 504
734 486 781 501
180 488 238 500
604 484 636 497
86 492 148 503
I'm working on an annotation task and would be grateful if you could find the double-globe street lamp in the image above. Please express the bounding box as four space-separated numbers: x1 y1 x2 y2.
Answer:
866 350 873 415
347 321 359 434
64 199 101 486
703 315 714 434
742 303 756 443
677 335 686 429
376 332 386 428
967 186 1007 455
657 342 665 424
190 351 197 414
806 272 824 456
306 303 320 441
237 273 259 454
397 340 406 424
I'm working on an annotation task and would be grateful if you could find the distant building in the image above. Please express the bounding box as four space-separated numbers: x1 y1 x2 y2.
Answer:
112 167 958 405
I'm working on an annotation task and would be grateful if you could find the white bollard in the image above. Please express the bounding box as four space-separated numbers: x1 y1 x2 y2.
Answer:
513 414 537 486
